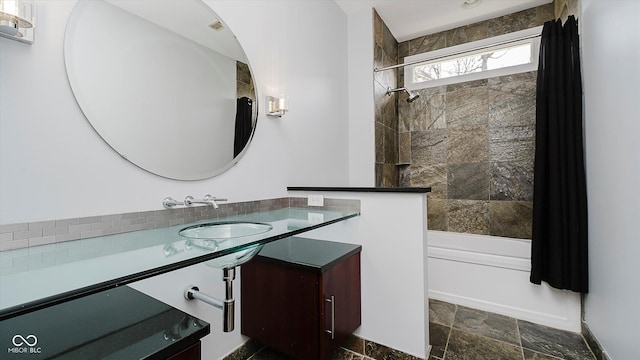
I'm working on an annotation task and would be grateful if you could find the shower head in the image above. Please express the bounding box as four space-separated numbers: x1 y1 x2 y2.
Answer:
406 91 420 103
386 87 420 103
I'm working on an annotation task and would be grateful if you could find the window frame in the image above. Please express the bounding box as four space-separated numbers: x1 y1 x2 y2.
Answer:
404 26 542 90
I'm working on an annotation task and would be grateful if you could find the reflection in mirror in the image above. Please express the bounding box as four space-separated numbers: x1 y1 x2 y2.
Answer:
64 0 257 180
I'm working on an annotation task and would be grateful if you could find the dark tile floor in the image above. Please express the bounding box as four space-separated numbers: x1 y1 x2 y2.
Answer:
428 299 596 360
241 299 597 360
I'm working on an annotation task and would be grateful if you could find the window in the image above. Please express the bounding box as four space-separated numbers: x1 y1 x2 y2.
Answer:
405 27 541 89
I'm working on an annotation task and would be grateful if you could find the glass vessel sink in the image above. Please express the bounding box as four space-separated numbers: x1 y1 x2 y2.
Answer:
179 221 273 269
203 244 264 270
179 221 273 242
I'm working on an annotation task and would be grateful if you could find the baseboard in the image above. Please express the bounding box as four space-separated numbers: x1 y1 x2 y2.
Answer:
429 288 580 332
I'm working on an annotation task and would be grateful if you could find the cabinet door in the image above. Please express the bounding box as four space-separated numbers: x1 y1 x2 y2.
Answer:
320 253 361 359
241 259 321 358
166 341 201 360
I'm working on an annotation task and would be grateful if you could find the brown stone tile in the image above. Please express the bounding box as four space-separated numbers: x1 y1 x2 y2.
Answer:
489 125 535 163
329 347 364 360
446 22 488 47
429 322 451 359
382 163 398 187
374 48 397 89
411 163 447 197
399 165 411 187
222 339 263 360
382 95 398 130
411 129 447 165
488 89 536 128
375 163 383 187
537 3 555 24
248 346 296 360
489 201 533 239
446 86 489 128
447 200 490 235
382 43 397 70
425 91 446 130
487 7 540 37
402 91 428 131
488 71 537 96
429 298 457 327
365 340 422 360
491 161 534 201
519 320 596 360
447 162 490 200
523 348 564 360
447 125 489 164
399 132 411 164
409 32 446 55
453 306 520 346
446 329 523 360
373 9 383 47
375 121 383 163
373 43 384 77
398 40 409 58
381 19 398 61
398 99 411 133
374 79 387 118
341 334 365 355
383 125 397 164
446 78 487 92
237 61 252 85
427 198 447 231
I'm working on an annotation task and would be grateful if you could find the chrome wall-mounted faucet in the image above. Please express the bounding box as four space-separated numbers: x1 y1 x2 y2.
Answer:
163 194 227 209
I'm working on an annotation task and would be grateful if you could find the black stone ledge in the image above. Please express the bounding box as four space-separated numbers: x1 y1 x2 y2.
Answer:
288 186 431 193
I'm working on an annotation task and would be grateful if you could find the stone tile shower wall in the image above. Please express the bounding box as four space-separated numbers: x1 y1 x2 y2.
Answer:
373 10 399 187
394 5 554 239
236 61 255 100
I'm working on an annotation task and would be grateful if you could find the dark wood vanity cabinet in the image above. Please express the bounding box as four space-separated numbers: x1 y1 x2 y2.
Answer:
166 341 201 360
241 237 362 360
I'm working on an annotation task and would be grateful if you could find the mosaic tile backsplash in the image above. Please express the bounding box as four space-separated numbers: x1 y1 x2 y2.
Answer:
374 4 554 239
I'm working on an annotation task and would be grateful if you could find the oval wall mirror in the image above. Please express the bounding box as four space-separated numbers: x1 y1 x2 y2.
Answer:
64 0 257 180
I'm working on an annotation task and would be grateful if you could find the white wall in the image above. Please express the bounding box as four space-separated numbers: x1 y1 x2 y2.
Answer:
581 1 640 359
0 0 350 225
1 0 350 357
300 191 429 358
345 8 376 186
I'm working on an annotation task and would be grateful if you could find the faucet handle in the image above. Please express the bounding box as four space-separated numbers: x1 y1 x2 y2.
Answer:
184 195 195 206
163 197 182 209
204 195 227 202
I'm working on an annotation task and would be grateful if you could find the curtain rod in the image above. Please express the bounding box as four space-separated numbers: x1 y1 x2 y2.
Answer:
373 33 541 72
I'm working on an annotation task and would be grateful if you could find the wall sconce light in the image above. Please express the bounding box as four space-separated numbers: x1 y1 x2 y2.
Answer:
266 95 288 117
0 0 35 44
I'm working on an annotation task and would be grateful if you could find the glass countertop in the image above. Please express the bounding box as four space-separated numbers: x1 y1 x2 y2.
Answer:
0 285 209 359
0 207 359 320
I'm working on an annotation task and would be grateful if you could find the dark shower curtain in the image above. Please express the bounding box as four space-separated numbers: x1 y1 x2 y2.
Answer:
530 16 588 293
234 97 253 157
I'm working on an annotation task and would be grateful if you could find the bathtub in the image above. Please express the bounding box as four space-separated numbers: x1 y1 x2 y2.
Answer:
427 230 581 332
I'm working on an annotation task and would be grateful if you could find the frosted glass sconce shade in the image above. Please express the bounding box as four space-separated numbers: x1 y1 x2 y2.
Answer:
0 0 35 44
266 96 288 117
